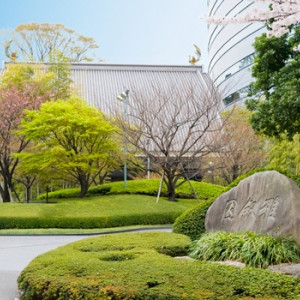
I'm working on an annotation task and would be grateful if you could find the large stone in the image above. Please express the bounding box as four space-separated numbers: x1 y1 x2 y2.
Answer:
205 171 300 243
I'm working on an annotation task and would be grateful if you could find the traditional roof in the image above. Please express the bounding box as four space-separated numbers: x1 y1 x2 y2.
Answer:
69 63 208 113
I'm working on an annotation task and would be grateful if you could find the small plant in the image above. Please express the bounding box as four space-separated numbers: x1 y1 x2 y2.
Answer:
190 231 300 268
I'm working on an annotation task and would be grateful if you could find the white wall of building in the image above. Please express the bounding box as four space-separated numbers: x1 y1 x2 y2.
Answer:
207 0 266 109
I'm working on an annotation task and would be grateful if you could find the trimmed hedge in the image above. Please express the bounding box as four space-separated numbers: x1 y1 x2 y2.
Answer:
173 197 216 240
18 232 300 299
37 179 224 201
0 194 197 229
190 231 300 268
173 168 300 240
0 212 180 230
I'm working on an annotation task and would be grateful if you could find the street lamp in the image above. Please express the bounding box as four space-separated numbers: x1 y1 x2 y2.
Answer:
208 161 214 184
117 89 129 188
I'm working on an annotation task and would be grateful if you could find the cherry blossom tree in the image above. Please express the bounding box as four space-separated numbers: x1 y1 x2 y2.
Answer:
0 84 50 202
206 0 300 49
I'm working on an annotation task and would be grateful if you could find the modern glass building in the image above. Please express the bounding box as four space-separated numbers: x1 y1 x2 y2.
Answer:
207 0 266 109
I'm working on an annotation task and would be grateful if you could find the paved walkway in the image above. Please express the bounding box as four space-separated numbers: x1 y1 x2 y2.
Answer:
0 228 171 300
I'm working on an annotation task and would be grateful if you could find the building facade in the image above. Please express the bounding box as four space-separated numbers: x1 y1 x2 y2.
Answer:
207 0 266 108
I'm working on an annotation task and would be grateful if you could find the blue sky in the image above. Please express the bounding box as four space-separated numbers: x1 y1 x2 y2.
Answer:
0 0 208 69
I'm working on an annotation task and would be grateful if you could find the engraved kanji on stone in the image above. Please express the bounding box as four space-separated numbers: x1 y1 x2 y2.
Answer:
239 197 257 218
258 197 280 218
223 200 237 221
269 197 279 217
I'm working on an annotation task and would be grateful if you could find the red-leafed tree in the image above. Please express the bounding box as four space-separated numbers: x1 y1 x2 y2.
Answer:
0 84 50 202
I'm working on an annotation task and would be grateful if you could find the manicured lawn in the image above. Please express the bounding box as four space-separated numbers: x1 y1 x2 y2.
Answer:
19 232 300 299
0 195 198 229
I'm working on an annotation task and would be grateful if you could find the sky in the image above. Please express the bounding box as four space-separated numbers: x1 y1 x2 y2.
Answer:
0 0 209 70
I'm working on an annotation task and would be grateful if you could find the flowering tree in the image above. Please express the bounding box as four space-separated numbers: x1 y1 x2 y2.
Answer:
207 0 300 39
0 84 50 202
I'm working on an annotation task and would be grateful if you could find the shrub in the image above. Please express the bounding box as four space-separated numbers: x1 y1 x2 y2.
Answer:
37 179 224 201
0 212 182 230
18 232 300 299
173 197 215 240
172 168 300 240
190 231 300 268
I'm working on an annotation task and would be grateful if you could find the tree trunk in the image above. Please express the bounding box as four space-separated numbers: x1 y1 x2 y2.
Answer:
0 177 11 202
232 164 239 182
26 186 32 203
80 182 89 198
166 180 176 202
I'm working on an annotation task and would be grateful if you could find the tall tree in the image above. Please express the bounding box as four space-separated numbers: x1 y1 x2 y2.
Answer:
48 50 73 99
114 82 223 201
0 76 52 202
18 98 122 198
213 107 266 184
0 60 73 202
4 23 99 62
267 134 300 176
246 27 300 139
206 1 300 139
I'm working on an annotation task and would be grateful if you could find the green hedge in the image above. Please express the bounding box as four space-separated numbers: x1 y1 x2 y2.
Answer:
18 232 300 299
37 179 224 200
173 168 300 240
0 212 181 230
173 197 216 240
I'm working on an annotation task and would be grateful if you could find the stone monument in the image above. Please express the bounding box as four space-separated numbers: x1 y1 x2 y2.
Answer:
205 171 300 243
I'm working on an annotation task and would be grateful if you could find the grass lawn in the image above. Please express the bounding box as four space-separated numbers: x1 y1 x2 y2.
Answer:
19 232 300 300
0 194 198 229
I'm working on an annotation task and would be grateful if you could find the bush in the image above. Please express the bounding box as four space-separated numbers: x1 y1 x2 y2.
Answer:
173 197 215 240
18 232 300 299
0 212 182 230
172 168 300 240
37 179 224 201
190 231 300 268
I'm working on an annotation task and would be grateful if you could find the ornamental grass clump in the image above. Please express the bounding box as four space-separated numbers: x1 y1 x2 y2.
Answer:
190 231 300 268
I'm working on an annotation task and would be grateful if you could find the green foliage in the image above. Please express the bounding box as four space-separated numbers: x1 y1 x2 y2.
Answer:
246 27 300 139
48 50 73 99
0 195 197 229
17 97 122 197
190 231 300 268
5 22 99 62
267 134 300 176
173 197 215 241
173 168 300 240
18 232 300 299
37 179 224 200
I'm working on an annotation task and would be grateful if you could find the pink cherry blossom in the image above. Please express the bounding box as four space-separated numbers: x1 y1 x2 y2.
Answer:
206 0 300 42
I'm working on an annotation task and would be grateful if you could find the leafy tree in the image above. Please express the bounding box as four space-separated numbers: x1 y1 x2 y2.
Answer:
246 27 300 139
47 50 73 99
0 64 53 202
4 22 99 62
267 134 300 176
18 98 122 198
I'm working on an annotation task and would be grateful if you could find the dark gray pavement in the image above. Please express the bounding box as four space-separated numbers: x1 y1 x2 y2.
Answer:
0 228 171 300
